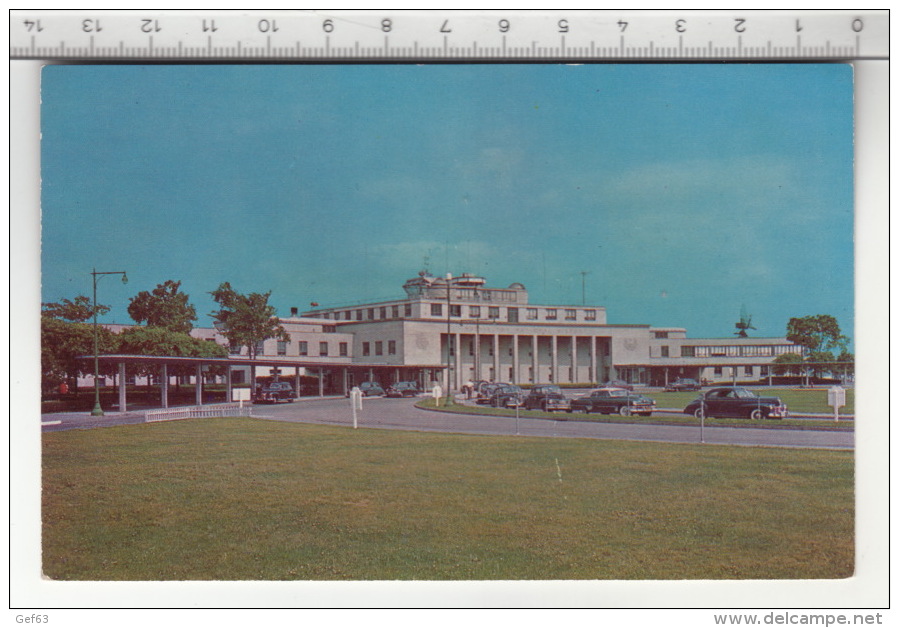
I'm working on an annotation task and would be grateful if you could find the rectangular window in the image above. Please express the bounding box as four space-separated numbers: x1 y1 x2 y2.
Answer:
681 346 696 357
277 341 288 356
431 303 443 316
362 342 370 357
339 342 348 357
299 341 308 356
319 342 328 356
392 305 399 318
255 341 265 355
375 341 383 356
661 346 669 357
450 304 462 317
470 305 481 318
585 310 597 321
526 308 538 320
488 306 500 319
404 303 412 317
714 366 723 376
565 309 577 320
322 325 336 333
356 310 363 321
508 308 519 323
654 331 669 339
367 308 375 320
388 340 396 355
546 309 557 320
744 366 753 376
380 307 387 319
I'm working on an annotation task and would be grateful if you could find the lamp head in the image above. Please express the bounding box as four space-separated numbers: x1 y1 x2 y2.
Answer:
121 272 128 284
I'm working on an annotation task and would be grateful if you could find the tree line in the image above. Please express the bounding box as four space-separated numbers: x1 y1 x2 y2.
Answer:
41 280 288 395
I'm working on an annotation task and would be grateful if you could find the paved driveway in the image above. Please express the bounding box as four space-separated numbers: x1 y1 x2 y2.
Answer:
251 396 854 450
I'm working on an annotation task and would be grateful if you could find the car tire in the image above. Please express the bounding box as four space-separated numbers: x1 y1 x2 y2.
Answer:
619 406 632 417
693 407 706 419
750 408 765 420
581 407 591 414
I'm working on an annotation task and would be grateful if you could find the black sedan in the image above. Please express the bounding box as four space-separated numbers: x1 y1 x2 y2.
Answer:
683 387 788 420
486 384 526 408
570 388 656 416
386 381 421 398
256 382 296 404
357 382 386 397
665 378 701 392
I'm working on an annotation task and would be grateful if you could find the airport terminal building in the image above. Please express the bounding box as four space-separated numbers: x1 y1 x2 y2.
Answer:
87 272 803 396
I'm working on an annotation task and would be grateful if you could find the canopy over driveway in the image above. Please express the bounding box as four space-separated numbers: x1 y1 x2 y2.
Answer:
81 354 445 411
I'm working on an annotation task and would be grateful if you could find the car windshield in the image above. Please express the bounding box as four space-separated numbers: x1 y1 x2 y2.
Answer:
543 386 561 393
734 388 758 399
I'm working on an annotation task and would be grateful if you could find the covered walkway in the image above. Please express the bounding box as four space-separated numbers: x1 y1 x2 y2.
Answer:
83 354 445 412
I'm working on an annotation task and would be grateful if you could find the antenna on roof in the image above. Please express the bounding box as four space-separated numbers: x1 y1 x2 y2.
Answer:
734 305 756 337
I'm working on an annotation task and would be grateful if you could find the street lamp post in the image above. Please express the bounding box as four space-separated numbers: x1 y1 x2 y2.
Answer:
91 268 128 416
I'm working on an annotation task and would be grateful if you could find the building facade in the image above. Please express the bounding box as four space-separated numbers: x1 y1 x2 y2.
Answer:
84 272 803 395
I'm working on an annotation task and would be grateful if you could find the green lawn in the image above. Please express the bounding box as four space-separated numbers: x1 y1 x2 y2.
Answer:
43 418 854 581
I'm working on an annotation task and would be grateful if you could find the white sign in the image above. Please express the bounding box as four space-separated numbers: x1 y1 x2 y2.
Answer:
232 388 251 402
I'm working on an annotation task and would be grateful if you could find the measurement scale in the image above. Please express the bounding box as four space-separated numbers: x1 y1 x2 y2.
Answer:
10 10 888 61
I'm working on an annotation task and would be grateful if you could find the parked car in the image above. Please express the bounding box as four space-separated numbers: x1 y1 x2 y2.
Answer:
665 378 701 392
357 382 386 397
683 386 788 420
386 381 421 397
523 385 571 412
255 382 295 404
475 383 504 405
602 380 634 391
487 384 526 408
571 388 656 416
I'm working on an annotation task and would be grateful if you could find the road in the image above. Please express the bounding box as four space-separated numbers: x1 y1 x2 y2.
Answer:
253 396 853 450
41 396 853 450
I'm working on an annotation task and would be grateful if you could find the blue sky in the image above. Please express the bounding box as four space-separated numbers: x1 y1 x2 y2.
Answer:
41 63 854 340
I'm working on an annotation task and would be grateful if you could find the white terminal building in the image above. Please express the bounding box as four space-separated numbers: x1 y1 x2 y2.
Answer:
90 272 804 397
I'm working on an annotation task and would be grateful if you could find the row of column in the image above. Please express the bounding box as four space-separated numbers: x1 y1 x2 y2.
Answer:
443 334 613 390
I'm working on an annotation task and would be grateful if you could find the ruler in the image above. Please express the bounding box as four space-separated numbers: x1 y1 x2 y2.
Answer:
9 10 889 61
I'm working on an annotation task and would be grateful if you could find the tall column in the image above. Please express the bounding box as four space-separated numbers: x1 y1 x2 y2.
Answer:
571 335 578 384
195 364 203 405
512 335 519 384
161 363 169 408
454 333 462 390
492 334 499 382
295 368 302 398
531 335 538 383
590 337 597 386
319 367 324 397
551 336 558 383
226 365 233 403
118 362 127 412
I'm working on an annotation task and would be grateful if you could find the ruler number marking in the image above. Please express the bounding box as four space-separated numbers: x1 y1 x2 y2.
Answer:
734 18 746 33
382 19 392 33
499 19 511 33
24 19 44 32
258 19 278 33
558 19 569 33
141 19 161 34
440 20 451 33
617 20 628 33
676 19 686 33
851 18 864 32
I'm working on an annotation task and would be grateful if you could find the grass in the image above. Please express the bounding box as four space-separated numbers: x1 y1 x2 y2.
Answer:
42 418 853 581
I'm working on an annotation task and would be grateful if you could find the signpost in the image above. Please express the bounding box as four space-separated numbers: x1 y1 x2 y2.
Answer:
827 386 846 423
350 386 363 429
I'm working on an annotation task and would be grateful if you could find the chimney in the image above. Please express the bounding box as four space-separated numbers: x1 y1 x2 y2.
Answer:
290 307 298 317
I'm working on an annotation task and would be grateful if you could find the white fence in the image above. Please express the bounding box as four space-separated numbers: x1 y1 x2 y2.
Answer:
145 402 252 423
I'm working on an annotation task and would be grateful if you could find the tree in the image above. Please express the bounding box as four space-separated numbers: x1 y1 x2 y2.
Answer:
209 282 289 385
40 315 118 394
127 280 197 334
42 295 108 323
772 352 804 377
786 315 849 355
117 326 228 380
